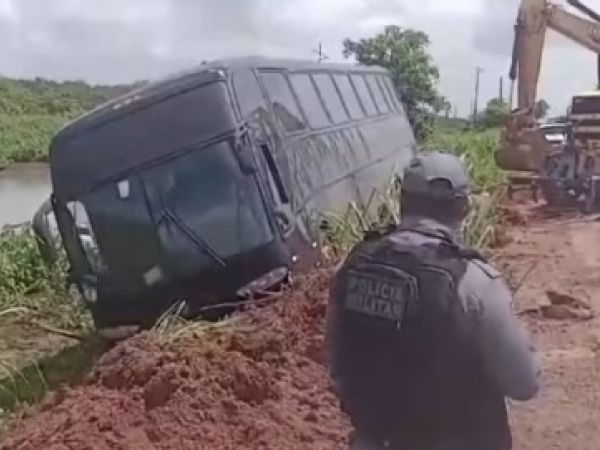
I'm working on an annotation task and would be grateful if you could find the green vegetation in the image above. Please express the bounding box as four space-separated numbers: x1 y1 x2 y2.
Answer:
0 225 93 429
475 98 549 131
0 77 136 165
478 99 510 130
0 226 50 304
323 126 504 252
426 128 504 189
0 224 91 329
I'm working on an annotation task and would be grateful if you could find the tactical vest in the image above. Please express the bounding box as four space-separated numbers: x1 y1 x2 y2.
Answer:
332 225 510 450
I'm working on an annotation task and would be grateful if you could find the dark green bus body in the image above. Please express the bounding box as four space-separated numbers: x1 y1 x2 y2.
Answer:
42 57 416 327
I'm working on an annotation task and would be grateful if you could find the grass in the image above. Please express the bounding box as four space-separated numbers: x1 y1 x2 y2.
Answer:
426 128 504 190
0 225 56 307
0 225 89 328
0 225 93 428
322 128 505 251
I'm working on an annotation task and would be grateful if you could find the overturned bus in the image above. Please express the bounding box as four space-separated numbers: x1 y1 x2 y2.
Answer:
36 57 416 328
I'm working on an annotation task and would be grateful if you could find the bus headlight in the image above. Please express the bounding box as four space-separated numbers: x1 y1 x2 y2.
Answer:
236 266 289 297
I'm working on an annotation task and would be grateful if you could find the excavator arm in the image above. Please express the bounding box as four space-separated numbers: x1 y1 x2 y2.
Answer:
498 0 600 172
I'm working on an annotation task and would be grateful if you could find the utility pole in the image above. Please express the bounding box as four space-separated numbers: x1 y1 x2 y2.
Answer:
499 76 504 102
312 43 329 63
473 66 484 123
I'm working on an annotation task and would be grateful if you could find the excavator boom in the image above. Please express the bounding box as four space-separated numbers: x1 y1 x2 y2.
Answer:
498 0 600 173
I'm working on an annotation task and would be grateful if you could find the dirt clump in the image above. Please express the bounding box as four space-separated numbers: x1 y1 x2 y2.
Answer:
1 269 350 450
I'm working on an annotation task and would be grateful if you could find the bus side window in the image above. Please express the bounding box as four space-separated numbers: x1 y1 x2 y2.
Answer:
366 74 389 114
334 74 365 120
232 70 268 118
313 73 349 124
288 73 331 129
350 74 378 116
260 71 307 134
382 76 402 111
377 75 396 112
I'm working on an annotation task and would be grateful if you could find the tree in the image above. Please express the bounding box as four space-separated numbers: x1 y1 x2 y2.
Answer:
343 25 443 141
479 98 510 129
534 99 550 120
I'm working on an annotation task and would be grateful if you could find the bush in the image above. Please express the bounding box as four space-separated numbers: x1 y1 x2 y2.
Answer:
0 226 49 305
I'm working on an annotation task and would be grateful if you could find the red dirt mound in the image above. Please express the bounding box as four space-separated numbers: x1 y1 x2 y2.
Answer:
1 269 350 450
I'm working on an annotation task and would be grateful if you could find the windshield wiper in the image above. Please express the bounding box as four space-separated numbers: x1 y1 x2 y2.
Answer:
162 207 227 268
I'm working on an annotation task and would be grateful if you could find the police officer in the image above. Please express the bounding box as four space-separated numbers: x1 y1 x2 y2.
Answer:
325 151 540 450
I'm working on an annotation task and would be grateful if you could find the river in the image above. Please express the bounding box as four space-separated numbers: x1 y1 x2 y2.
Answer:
0 163 51 229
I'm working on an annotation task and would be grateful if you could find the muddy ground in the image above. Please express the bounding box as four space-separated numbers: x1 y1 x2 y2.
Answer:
3 202 600 449
498 205 600 450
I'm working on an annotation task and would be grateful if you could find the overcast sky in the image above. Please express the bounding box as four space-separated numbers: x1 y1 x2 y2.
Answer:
0 0 598 117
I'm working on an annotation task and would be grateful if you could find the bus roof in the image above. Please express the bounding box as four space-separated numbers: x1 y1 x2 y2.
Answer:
52 56 388 143
49 56 390 200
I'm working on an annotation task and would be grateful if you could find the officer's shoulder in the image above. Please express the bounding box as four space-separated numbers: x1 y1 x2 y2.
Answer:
467 258 503 280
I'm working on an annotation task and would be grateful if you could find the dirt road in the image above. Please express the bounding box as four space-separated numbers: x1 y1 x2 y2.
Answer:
499 205 600 449
4 203 600 449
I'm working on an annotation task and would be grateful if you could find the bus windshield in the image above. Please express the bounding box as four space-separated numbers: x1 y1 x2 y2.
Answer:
142 140 274 270
71 138 275 288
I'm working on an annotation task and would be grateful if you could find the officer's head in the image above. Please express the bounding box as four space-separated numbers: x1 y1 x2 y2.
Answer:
400 151 471 228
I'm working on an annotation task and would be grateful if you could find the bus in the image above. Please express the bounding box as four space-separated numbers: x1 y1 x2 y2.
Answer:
37 56 416 328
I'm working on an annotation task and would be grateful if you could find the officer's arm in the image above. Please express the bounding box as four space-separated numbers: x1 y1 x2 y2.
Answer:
462 263 541 401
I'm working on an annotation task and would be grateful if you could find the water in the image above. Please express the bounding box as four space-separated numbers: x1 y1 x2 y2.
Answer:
0 163 51 229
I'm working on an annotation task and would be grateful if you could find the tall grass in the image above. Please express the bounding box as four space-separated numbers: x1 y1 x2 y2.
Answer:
324 129 504 252
426 128 505 190
0 225 90 331
0 226 93 430
0 226 49 304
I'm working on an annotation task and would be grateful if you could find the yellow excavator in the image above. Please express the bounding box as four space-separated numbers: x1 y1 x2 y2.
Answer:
498 0 600 210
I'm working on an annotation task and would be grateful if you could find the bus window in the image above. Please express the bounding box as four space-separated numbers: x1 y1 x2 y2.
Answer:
382 76 401 111
351 74 378 116
377 75 396 112
366 74 389 114
260 71 307 133
313 73 349 124
334 74 364 121
232 70 268 118
289 73 330 129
